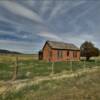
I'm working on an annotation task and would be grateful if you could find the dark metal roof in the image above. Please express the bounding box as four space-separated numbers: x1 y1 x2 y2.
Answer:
47 40 80 50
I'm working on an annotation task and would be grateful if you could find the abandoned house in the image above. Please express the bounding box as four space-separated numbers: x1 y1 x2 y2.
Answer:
39 40 80 62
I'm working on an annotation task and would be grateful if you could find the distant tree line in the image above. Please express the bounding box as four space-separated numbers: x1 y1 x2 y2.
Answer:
80 41 100 61
0 49 22 54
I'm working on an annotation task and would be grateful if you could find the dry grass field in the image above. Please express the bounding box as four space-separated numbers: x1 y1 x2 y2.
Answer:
0 67 100 100
0 54 37 62
0 54 100 100
0 54 100 80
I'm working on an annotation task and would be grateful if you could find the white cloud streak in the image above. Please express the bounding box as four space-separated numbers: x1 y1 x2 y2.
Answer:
48 1 86 21
0 0 100 53
60 1 86 15
0 1 43 23
48 1 64 21
40 0 51 15
69 2 98 24
38 32 62 41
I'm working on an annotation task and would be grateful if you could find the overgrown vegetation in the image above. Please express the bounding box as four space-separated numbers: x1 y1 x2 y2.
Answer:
0 54 100 100
0 68 100 100
0 54 100 80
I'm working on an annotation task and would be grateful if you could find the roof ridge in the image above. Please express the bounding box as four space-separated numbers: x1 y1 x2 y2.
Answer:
47 40 74 45
46 40 80 50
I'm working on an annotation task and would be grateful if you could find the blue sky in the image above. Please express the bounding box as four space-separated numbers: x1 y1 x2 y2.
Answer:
0 0 100 53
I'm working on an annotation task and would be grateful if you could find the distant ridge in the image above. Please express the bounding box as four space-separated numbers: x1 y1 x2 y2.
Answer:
0 49 22 54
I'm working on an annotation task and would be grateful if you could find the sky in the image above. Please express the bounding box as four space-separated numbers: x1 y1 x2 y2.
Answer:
0 0 100 54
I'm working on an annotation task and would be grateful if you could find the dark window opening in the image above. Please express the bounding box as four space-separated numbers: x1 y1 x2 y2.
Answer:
39 51 43 60
67 51 69 56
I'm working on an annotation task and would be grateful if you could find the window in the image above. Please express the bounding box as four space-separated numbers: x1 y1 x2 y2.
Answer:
73 51 77 57
57 50 62 58
67 51 69 56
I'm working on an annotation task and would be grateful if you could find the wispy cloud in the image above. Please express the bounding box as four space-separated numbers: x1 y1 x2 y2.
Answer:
40 0 52 15
38 32 62 41
47 1 86 22
69 1 99 24
61 33 96 48
48 1 64 21
0 1 43 23
0 0 100 53
59 1 86 15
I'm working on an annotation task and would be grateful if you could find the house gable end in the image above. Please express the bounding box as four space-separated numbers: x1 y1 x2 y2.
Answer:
42 41 52 52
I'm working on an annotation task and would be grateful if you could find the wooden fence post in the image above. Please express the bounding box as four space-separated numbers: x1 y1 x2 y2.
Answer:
84 60 86 70
51 62 54 75
95 58 97 65
12 56 18 81
70 60 73 72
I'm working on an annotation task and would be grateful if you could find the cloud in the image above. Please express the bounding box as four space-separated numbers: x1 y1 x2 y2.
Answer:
17 0 36 8
60 33 100 49
69 1 98 24
0 30 14 35
48 1 86 21
86 19 95 31
38 32 62 41
40 0 52 15
48 1 64 21
22 35 28 39
0 1 43 23
0 30 33 42
59 1 86 15
0 40 35 53
0 0 100 53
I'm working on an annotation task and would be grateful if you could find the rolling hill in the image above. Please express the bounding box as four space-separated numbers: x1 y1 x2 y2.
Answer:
0 49 22 54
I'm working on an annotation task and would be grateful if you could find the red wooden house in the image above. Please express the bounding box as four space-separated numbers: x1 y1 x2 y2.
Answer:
39 40 80 62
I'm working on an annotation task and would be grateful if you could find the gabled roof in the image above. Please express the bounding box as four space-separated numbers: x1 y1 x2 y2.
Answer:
46 40 80 50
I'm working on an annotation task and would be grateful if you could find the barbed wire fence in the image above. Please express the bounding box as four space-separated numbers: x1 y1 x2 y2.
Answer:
0 56 100 99
1 57 100 81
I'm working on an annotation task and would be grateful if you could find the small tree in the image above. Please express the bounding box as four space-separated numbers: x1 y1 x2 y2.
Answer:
80 41 99 61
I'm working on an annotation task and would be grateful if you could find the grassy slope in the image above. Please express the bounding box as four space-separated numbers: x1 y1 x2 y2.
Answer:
0 68 100 100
